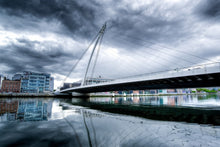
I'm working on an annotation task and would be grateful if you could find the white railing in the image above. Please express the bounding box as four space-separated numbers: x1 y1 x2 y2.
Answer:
60 62 220 92
87 62 220 86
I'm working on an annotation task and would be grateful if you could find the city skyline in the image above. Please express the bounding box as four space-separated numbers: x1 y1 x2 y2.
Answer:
0 71 54 93
0 0 220 89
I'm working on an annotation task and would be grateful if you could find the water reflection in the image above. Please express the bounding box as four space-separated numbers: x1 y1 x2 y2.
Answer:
0 99 53 122
0 97 220 147
89 94 220 107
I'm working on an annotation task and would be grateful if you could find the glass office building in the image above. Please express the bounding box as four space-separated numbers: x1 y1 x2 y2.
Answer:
20 71 51 93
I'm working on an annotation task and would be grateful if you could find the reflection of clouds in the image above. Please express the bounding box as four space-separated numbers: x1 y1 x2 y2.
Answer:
182 99 220 107
1 97 220 146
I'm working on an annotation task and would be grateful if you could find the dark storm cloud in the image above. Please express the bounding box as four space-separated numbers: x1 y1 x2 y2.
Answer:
103 4 189 51
0 0 194 51
0 0 191 45
16 39 72 58
0 0 100 38
197 0 220 19
0 38 77 74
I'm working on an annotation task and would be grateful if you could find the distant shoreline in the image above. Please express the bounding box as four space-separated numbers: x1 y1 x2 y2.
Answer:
0 92 218 98
90 93 219 97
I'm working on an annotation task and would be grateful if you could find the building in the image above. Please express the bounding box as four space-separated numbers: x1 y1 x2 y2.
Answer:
84 77 113 85
176 89 188 94
0 75 4 91
133 90 139 95
167 89 177 94
20 71 51 93
1 78 21 93
158 89 168 94
12 74 22 81
149 89 157 94
0 75 1 90
49 77 54 92
60 82 81 90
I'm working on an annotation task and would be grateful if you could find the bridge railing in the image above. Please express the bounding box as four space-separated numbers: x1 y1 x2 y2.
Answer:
89 62 220 85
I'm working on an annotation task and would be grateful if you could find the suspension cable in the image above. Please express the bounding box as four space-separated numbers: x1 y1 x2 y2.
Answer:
60 30 100 89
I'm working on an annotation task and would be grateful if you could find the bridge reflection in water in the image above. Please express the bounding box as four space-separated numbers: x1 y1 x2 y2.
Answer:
0 96 220 147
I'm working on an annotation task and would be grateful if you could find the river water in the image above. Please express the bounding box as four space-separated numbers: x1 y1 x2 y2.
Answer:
0 95 220 147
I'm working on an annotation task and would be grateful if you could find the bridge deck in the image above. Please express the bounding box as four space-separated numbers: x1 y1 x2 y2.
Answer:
60 62 220 93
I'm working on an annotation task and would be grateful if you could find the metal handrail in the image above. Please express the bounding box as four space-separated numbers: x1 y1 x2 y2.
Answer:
88 62 220 86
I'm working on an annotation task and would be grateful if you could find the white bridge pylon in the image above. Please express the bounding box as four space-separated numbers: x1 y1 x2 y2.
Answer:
81 23 106 86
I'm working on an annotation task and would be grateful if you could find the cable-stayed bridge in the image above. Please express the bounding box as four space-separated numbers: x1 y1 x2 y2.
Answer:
60 62 220 93
59 23 220 95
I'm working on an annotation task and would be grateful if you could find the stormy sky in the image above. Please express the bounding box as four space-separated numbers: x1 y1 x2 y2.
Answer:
0 0 220 89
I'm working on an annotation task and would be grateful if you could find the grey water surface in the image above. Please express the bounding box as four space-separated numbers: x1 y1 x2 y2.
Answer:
0 95 220 147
